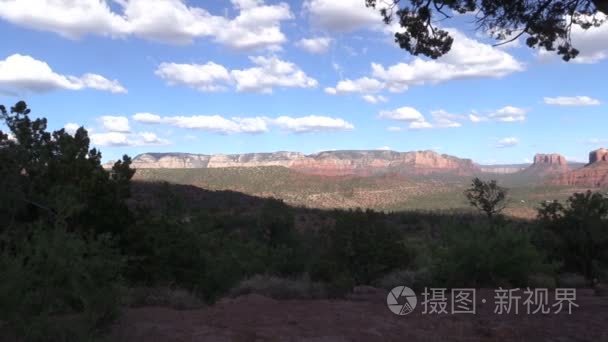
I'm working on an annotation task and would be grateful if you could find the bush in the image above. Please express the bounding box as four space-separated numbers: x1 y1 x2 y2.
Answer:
123 287 205 310
374 268 432 291
312 209 413 290
432 222 551 288
537 191 608 280
229 275 327 300
0 225 123 341
557 273 588 288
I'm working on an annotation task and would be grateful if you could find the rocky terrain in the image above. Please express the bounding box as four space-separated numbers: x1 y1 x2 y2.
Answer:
553 149 608 187
131 150 481 176
109 290 608 342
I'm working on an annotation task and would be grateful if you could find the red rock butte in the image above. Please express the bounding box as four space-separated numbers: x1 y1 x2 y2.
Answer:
553 148 608 187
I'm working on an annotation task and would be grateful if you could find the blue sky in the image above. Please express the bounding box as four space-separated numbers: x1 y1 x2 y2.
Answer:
0 0 606 164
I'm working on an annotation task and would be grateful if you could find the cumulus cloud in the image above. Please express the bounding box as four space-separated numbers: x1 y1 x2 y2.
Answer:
495 137 519 148
430 110 464 128
379 107 466 130
488 106 527 122
379 107 425 122
303 0 382 32
544 96 601 106
325 77 384 95
231 56 318 93
100 116 130 133
296 37 332 54
370 30 524 92
133 112 353 134
90 132 130 147
0 0 293 50
156 56 317 93
64 123 81 135
362 94 388 104
271 115 354 133
155 62 231 92
132 112 162 124
469 113 488 123
0 54 126 94
90 131 170 147
163 115 269 134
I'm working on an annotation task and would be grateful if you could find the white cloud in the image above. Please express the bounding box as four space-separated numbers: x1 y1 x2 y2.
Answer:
303 0 382 32
157 56 317 93
90 132 130 147
409 120 433 130
387 126 403 132
155 62 231 91
0 54 126 94
371 29 524 92
64 123 80 135
431 110 464 128
495 137 519 148
376 146 392 151
231 56 318 93
163 115 269 134
90 131 170 147
488 106 527 122
362 94 388 104
584 138 608 145
272 115 354 133
132 112 162 124
296 37 332 54
100 116 130 133
379 107 425 122
469 113 488 123
325 77 384 95
569 14 608 63
544 96 601 106
0 0 293 50
137 132 170 145
129 113 354 134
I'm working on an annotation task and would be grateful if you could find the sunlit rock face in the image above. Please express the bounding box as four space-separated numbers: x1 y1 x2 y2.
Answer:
130 150 481 176
552 149 608 187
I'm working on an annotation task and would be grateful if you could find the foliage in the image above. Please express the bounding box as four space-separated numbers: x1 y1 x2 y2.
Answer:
465 177 508 218
366 0 607 61
312 209 413 291
0 101 135 239
537 191 608 281
432 222 550 287
0 225 123 341
229 274 328 300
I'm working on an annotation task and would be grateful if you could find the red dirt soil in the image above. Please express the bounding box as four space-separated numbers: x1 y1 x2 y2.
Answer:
110 289 608 342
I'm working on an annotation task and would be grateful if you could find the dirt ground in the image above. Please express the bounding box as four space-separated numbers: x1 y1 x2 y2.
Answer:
110 289 608 342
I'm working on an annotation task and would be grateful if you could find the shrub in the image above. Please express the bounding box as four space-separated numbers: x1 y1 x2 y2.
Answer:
0 225 123 341
229 274 327 300
123 287 205 310
432 222 551 288
374 268 432 291
537 191 608 280
312 209 413 290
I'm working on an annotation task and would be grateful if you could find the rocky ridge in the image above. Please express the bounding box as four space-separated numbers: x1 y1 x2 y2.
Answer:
130 150 481 176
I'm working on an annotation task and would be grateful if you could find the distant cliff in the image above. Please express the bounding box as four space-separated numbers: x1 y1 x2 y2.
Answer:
553 149 608 187
131 150 481 176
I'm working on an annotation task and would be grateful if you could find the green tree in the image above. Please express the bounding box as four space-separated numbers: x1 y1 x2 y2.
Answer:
0 101 135 239
365 0 607 61
537 191 608 280
464 177 508 218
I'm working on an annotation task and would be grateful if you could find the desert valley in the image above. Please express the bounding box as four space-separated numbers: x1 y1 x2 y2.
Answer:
128 148 608 217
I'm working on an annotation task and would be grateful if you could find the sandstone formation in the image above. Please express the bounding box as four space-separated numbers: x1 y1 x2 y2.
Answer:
130 150 481 176
529 153 569 174
553 149 608 187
